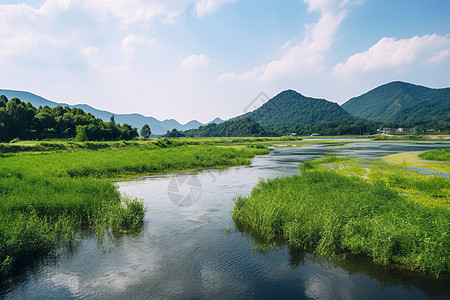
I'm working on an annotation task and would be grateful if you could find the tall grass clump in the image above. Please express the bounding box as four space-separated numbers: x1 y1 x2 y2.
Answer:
419 148 450 162
233 157 450 277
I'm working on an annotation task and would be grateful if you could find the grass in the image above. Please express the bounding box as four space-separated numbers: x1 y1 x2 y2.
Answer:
0 136 301 153
0 140 268 283
232 156 450 277
419 148 450 162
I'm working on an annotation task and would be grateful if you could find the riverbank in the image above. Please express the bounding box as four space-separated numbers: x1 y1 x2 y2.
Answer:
383 150 450 173
232 155 450 277
0 140 270 283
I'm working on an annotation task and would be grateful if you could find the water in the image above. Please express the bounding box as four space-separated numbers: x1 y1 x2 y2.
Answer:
2 141 450 299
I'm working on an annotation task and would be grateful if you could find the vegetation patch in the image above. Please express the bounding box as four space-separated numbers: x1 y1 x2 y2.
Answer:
233 156 450 277
419 148 450 162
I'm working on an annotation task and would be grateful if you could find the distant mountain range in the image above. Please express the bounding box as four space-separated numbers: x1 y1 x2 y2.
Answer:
342 81 450 124
2 80 449 137
0 90 223 135
183 82 449 137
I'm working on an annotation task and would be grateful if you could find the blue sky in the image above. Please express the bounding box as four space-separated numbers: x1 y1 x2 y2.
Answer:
1 0 449 123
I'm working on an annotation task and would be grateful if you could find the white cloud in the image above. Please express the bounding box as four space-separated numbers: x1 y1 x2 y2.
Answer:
79 0 238 25
162 9 184 24
79 0 165 26
217 66 264 81
39 0 71 14
0 34 40 61
334 34 450 76
181 54 210 69
80 46 100 68
121 34 155 60
305 0 347 13
195 0 237 17
427 48 450 64
217 0 350 82
0 30 62 62
0 1 68 61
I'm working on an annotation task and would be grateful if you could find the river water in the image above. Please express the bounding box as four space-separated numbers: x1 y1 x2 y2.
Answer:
2 141 450 299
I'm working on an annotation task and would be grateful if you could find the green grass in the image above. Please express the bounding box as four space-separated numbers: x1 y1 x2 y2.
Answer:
419 148 450 162
0 141 268 282
233 156 450 277
0 136 301 153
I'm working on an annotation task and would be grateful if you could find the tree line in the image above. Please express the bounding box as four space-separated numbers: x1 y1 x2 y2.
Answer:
0 95 138 142
164 117 379 138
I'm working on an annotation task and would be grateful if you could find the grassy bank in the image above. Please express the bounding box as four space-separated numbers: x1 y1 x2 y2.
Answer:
0 141 268 282
383 149 450 173
233 156 450 277
419 148 450 162
0 136 301 153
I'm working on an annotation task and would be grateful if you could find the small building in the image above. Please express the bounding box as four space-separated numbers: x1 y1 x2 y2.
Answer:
290 133 297 137
379 128 416 135
311 133 320 137
381 128 394 134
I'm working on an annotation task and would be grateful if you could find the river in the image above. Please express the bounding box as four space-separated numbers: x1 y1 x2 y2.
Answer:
2 141 450 299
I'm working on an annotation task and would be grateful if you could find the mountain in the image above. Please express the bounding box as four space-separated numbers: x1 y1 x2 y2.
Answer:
183 90 362 137
243 89 355 129
0 89 217 135
341 81 450 125
208 117 224 124
183 117 278 137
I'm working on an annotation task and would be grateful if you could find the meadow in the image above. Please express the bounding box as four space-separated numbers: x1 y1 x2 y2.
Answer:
0 138 270 282
233 155 450 277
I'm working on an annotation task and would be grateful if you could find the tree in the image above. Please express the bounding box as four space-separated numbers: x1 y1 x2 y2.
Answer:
110 115 116 126
75 125 89 141
140 124 151 138
0 95 8 108
165 128 184 138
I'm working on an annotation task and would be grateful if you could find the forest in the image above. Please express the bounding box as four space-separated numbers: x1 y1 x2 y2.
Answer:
0 95 138 142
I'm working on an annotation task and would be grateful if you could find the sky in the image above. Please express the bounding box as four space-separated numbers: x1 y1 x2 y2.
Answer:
1 0 449 124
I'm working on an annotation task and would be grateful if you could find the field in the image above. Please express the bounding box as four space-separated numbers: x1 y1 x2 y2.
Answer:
233 154 450 277
0 138 272 282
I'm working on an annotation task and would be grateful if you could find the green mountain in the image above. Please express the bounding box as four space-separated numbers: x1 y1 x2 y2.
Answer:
182 117 277 137
182 90 364 137
341 81 450 125
244 90 355 129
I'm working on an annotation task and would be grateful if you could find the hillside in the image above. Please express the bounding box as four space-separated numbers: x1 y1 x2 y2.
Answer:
182 90 365 137
342 81 450 125
0 90 217 135
244 90 355 129
182 117 278 137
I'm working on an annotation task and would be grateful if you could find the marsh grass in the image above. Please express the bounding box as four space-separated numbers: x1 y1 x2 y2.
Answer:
233 156 450 277
0 142 267 282
419 148 450 162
